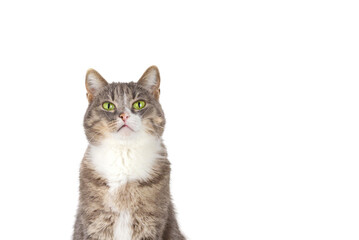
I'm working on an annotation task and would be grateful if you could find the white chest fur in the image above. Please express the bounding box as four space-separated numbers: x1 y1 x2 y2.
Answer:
88 133 161 190
113 211 133 240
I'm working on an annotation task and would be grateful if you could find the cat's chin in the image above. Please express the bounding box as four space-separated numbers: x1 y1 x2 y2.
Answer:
109 128 142 142
102 129 156 146
117 126 134 137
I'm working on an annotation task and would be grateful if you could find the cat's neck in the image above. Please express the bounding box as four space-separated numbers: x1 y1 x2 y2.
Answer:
87 133 162 190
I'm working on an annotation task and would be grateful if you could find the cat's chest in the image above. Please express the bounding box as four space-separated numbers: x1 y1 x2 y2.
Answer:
113 210 133 240
88 138 160 190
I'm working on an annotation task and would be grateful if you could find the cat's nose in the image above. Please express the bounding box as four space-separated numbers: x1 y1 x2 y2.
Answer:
119 113 129 122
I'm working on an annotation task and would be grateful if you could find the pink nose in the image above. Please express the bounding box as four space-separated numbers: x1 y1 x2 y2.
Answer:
119 113 129 122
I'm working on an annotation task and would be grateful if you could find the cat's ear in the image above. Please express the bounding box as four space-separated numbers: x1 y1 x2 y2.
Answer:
138 66 161 100
85 69 108 102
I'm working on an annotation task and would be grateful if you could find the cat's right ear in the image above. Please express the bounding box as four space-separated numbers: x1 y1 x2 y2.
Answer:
85 69 108 102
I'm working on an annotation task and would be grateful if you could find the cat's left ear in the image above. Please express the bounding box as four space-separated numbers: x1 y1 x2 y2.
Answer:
138 66 161 100
85 69 108 102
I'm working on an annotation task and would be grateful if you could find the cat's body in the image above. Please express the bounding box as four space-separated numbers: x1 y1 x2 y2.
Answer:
73 66 185 240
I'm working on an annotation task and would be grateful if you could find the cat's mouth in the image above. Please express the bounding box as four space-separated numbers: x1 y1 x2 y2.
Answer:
118 124 134 132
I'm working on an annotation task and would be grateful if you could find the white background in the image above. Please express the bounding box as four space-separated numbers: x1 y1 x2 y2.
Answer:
0 1 358 239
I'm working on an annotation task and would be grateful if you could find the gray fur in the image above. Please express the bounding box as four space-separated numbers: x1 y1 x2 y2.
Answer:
73 66 185 240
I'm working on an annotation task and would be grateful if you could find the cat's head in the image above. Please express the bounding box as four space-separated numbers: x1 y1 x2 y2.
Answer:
83 66 165 145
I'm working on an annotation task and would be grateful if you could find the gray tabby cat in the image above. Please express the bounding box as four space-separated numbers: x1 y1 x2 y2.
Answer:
73 66 186 240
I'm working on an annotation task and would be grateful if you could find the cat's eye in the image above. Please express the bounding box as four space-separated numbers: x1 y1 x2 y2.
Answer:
102 102 115 111
133 100 146 110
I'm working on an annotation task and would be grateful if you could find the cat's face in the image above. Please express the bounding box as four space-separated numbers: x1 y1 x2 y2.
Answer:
83 66 165 145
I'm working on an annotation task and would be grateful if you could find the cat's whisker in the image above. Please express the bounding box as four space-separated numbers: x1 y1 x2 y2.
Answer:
151 123 165 129
87 131 102 144
104 112 112 121
140 107 153 117
108 122 118 127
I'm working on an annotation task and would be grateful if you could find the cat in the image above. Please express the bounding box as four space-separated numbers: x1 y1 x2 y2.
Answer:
73 66 186 240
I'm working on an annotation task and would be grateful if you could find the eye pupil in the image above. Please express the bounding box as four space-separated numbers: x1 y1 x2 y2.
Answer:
102 102 115 111
133 100 146 110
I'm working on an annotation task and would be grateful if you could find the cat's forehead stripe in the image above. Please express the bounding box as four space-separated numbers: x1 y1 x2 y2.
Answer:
110 87 115 101
115 85 120 100
136 92 146 99
123 86 127 106
119 83 124 97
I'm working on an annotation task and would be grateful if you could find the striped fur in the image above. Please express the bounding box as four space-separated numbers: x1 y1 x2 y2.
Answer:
73 66 185 240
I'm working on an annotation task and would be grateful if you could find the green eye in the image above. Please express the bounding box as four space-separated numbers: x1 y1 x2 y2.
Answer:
133 100 146 110
102 102 115 111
